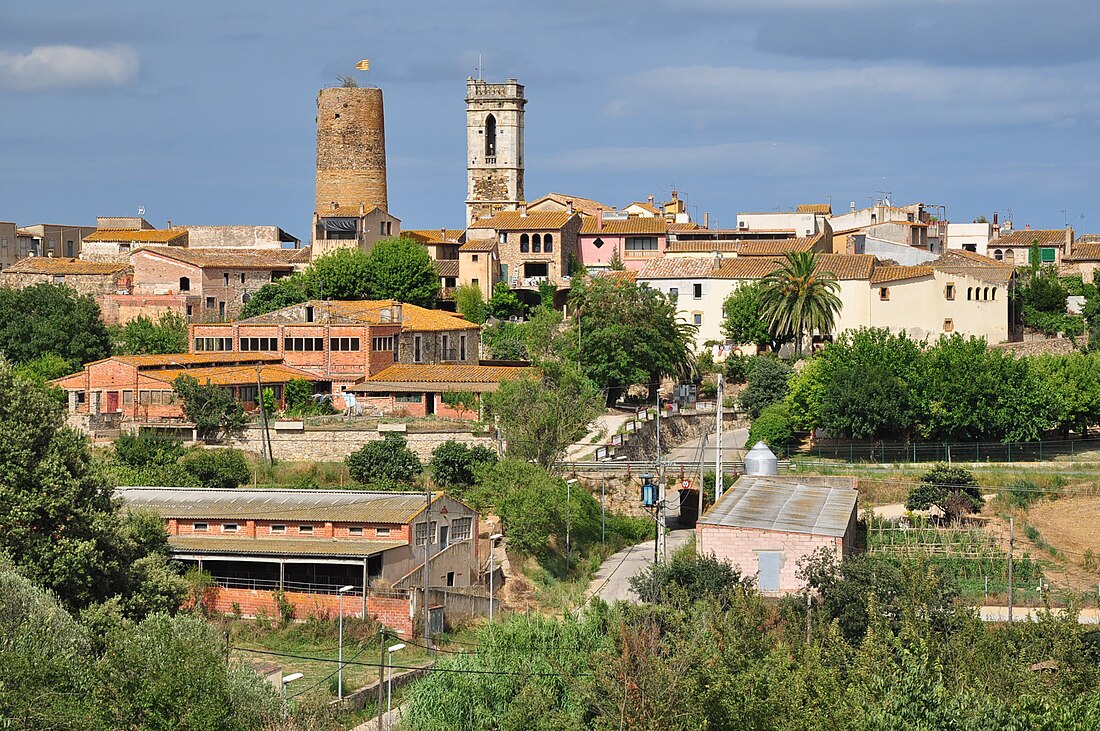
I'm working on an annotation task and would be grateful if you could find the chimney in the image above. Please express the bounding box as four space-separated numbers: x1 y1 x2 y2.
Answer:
358 202 366 216
850 201 856 212
331 201 338 211
671 190 679 201
597 209 603 231
704 211 710 229
993 212 998 226
166 219 172 229
648 194 655 205
519 202 528 217
440 228 447 241
1066 226 1074 258
566 199 574 215
1025 223 1030 230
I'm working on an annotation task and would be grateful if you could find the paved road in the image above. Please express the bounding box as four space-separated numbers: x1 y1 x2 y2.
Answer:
564 411 634 462
586 526 694 603
666 427 749 465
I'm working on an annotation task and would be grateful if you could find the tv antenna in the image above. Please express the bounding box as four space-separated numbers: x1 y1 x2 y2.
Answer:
475 53 483 81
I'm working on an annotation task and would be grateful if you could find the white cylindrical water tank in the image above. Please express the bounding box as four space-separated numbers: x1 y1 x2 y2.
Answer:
744 441 778 476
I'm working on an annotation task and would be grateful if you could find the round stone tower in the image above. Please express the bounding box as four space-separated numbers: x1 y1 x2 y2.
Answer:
315 87 388 214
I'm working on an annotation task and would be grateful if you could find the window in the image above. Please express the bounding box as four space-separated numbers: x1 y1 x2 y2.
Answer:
992 287 997 300
271 525 286 534
544 234 553 252
396 392 422 403
206 297 215 308
239 273 246 284
298 525 314 535
471 278 479 287
223 273 230 286
447 571 456 587
122 390 134 405
413 335 422 363
963 244 977 253
983 287 990 300
194 337 233 351
284 337 325 351
532 233 541 253
222 523 240 533
414 521 438 547
944 318 954 332
179 276 190 292
53 274 65 284
1041 247 1057 263
451 517 473 542
693 312 703 326
625 236 658 251
442 334 450 359
472 254 480 262
693 283 703 299
484 113 496 157
240 337 278 351
498 232 507 244
186 304 193 317
305 306 315 322
66 240 74 257
193 523 208 532
376 527 391 537
945 283 955 300
348 526 364 536
994 249 1004 261
372 336 395 352
445 277 457 288
592 237 604 249
520 233 529 253
219 302 225 319
668 287 678 299
879 287 890 301
967 287 973 301
330 337 361 351
460 334 468 361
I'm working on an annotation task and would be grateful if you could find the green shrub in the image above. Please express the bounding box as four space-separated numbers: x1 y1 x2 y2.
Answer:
180 448 252 489
346 432 422 486
430 440 498 488
114 428 185 468
906 464 981 522
739 357 791 418
1002 478 1041 509
747 403 795 456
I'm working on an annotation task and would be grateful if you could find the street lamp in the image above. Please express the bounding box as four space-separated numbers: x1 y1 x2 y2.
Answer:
282 672 303 719
386 643 406 726
488 533 503 624
337 584 355 701
565 479 578 571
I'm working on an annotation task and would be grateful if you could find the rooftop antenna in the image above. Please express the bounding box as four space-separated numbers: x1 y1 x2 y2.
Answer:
476 53 483 81
1061 209 1068 226
137 206 145 216
875 190 892 206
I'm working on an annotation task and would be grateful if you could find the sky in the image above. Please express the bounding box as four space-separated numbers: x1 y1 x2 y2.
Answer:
3 0 1100 236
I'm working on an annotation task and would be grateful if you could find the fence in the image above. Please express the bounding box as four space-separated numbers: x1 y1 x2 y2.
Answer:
803 437 1100 464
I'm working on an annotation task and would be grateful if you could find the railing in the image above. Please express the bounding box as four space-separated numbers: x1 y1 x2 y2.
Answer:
801 437 1100 464
208 575 410 598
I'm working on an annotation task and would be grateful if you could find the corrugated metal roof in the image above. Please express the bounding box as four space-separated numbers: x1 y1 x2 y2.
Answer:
169 536 407 558
699 476 857 537
120 487 442 523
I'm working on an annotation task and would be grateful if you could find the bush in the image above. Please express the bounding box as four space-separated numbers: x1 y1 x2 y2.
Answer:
346 433 422 486
1002 478 1041 509
905 464 981 522
630 542 752 606
430 440 498 489
114 428 185 468
748 402 795 456
723 354 751 384
739 357 791 418
180 448 252 489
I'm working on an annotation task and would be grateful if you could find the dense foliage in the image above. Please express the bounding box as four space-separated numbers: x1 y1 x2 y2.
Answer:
172 375 248 439
179 448 252 489
905 464 983 522
747 402 796 456
345 432 422 486
0 283 110 369
739 356 791 419
429 439 498 488
759 251 842 355
1019 263 1081 336
454 282 490 324
721 282 772 349
110 312 188 355
780 328 1067 443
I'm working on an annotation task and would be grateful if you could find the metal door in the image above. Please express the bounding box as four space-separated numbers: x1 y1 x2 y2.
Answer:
757 551 783 592
106 391 119 413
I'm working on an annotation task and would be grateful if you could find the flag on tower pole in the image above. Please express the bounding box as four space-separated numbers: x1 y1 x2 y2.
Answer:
356 59 370 71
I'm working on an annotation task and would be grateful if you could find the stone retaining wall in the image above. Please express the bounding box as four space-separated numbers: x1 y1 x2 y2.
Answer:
229 425 495 461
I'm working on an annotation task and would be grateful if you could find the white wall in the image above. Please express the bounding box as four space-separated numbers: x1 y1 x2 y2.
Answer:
946 222 993 256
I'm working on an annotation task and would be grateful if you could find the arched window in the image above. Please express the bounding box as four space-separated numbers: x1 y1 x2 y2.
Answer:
520 233 529 253
994 249 1004 261
967 287 972 301
992 287 997 300
544 234 553 252
1005 249 1016 265
484 114 497 158
984 287 990 300
179 276 190 292
532 233 541 253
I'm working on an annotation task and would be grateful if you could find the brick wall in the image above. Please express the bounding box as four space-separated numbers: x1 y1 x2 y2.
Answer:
100 293 190 326
171 519 411 543
207 587 414 637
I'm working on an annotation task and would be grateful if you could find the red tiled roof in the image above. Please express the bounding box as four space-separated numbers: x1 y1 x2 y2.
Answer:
459 240 497 252
134 247 302 269
528 192 613 216
871 265 934 285
2 257 130 275
636 258 717 279
468 211 576 231
797 204 832 214
437 260 460 278
579 217 667 235
738 234 825 256
995 229 1070 247
85 229 186 244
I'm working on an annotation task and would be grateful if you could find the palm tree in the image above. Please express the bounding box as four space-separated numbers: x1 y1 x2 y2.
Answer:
759 251 842 356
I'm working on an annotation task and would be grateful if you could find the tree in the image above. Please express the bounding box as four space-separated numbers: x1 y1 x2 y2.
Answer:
454 283 490 324
110 312 188 355
114 428 185 468
784 355 826 431
485 360 602 469
362 237 441 306
630 543 752 606
469 459 573 556
481 321 528 360
906 464 983 522
346 432 422 486
172 375 248 439
571 275 696 405
607 247 625 271
180 448 252 489
739 356 791 419
488 281 522 320
430 440 498 489
721 282 772 348
0 283 110 368
306 247 373 299
0 356 182 615
758 251 842 355
747 402 795 456
239 274 314 319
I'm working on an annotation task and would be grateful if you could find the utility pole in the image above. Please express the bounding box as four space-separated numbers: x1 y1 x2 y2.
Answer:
806 592 812 645
376 627 384 731
255 366 273 465
715 375 724 502
1008 517 1015 623
422 488 433 655
696 428 709 521
657 460 667 562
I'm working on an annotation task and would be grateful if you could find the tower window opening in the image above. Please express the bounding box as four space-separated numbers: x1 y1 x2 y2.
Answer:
484 114 497 158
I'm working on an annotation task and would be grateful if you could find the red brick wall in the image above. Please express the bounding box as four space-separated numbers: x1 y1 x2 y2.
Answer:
172 520 410 543
208 587 414 637
59 359 184 419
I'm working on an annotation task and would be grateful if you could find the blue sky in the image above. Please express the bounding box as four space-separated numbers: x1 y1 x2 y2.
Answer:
3 0 1099 236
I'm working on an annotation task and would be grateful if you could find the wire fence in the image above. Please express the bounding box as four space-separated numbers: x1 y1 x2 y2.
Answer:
801 437 1100 465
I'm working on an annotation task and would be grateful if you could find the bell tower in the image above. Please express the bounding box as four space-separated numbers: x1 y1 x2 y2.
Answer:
466 77 525 225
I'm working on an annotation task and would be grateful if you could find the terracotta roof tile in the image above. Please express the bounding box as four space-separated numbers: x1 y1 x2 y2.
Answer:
79 353 283 369
353 363 533 391
460 240 497 252
1063 243 1100 261
404 229 466 244
316 205 385 217
135 247 302 269
871 265 934 285
594 270 638 283
668 222 704 231
468 211 576 231
666 240 741 253
579 217 667 235
738 234 824 256
994 229 1069 247
85 228 187 244
636 258 717 279
145 362 325 387
437 260 460 278
528 192 613 216
239 300 478 332
815 254 877 280
625 201 661 214
2 257 130 275
797 204 832 214
713 258 787 279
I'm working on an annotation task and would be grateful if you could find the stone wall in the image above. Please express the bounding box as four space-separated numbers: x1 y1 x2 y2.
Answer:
315 87 388 213
229 424 495 461
0 269 130 298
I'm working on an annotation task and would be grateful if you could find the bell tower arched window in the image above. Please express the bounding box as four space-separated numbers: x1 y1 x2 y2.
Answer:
484 114 497 158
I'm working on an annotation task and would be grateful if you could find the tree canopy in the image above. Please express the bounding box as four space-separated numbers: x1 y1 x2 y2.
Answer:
359 236 441 306
759 251 842 355
110 312 188 355
0 283 110 369
172 375 248 439
345 432 423 486
721 282 773 348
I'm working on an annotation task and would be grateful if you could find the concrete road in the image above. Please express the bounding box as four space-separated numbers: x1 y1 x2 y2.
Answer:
564 411 634 462
666 427 749 465
586 526 694 603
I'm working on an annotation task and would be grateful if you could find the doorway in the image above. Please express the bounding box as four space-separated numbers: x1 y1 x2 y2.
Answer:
425 393 435 416
757 551 783 592
439 524 449 548
106 391 119 413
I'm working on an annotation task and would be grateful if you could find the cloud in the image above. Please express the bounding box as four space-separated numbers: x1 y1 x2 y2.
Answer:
611 64 1100 130
0 45 139 92
540 140 826 174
